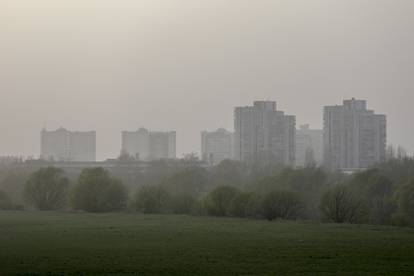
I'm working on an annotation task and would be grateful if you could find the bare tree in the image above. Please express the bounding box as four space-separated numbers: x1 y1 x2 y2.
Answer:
320 185 366 223
24 167 69 210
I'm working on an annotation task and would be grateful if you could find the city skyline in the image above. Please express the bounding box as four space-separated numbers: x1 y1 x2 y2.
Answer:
1 1 413 159
33 98 390 169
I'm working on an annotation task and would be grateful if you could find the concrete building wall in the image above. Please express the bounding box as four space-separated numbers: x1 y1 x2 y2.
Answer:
295 124 323 167
122 129 176 161
149 131 176 161
234 101 296 167
201 128 232 165
41 128 96 162
122 128 150 160
324 98 386 170
69 131 96 162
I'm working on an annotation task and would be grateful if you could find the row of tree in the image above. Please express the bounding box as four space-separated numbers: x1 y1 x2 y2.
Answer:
1 158 414 227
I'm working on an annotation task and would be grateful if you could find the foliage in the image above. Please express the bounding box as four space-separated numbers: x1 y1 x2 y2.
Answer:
135 185 170 214
320 185 367 223
24 167 69 210
161 167 208 197
211 160 247 188
71 168 127 212
204 185 240 216
168 194 196 214
393 178 414 225
0 172 28 204
348 170 395 224
261 190 303 221
229 192 256 218
0 190 12 210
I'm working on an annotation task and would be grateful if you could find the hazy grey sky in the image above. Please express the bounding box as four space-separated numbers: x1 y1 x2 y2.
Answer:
1 0 413 160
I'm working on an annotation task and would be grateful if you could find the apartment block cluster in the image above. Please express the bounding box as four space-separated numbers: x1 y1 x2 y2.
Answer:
40 98 386 171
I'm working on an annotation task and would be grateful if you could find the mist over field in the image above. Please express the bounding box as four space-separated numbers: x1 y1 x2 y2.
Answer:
1 0 414 160
1 1 414 275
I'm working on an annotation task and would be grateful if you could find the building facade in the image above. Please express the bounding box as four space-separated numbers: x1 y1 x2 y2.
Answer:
121 129 176 161
41 128 96 162
201 128 233 165
233 101 296 166
295 124 323 167
323 98 386 170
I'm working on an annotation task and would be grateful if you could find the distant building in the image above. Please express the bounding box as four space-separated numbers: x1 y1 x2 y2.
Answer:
323 98 386 170
40 128 96 162
0 156 24 166
121 129 176 161
295 124 323 167
201 128 233 165
122 128 150 160
149 131 176 161
233 101 296 166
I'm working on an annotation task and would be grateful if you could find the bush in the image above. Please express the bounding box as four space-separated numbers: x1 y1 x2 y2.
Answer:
394 178 414 225
204 186 240 216
229 192 255 218
71 168 128 212
391 212 411 227
168 194 197 214
261 190 303 221
369 196 396 225
0 190 12 210
135 185 170 214
320 185 366 223
24 167 69 210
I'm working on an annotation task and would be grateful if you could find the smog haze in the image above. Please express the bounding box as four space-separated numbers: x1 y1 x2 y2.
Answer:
1 0 413 160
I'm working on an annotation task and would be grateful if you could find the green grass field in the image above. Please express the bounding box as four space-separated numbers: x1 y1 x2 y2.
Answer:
1 211 414 275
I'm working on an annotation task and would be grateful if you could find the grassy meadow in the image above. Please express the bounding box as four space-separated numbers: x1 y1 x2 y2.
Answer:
1 211 414 275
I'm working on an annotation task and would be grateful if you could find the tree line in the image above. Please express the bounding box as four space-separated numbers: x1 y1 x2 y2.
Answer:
1 158 414 227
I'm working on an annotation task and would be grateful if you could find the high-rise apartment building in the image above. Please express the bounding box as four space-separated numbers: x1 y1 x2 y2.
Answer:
40 128 96 162
201 128 233 165
121 129 176 161
149 131 176 161
296 124 323 167
323 98 386 170
121 128 150 160
234 101 296 166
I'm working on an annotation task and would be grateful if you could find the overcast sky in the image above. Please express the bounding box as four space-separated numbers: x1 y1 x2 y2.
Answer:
0 0 413 160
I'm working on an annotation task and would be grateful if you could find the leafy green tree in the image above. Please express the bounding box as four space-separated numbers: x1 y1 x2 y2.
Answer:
0 190 12 210
168 194 196 214
229 192 255 218
211 160 247 188
0 172 28 204
348 170 395 225
369 196 396 225
261 190 303 221
394 178 414 225
161 167 208 197
24 167 69 210
71 168 128 212
320 185 366 223
135 185 170 214
204 185 240 216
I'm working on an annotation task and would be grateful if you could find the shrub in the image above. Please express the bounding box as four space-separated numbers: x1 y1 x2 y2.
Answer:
135 185 170 214
261 190 303 221
24 167 69 210
204 186 240 216
394 178 414 225
71 168 128 212
0 190 13 210
369 196 396 225
168 194 196 214
229 192 255 218
320 185 366 223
